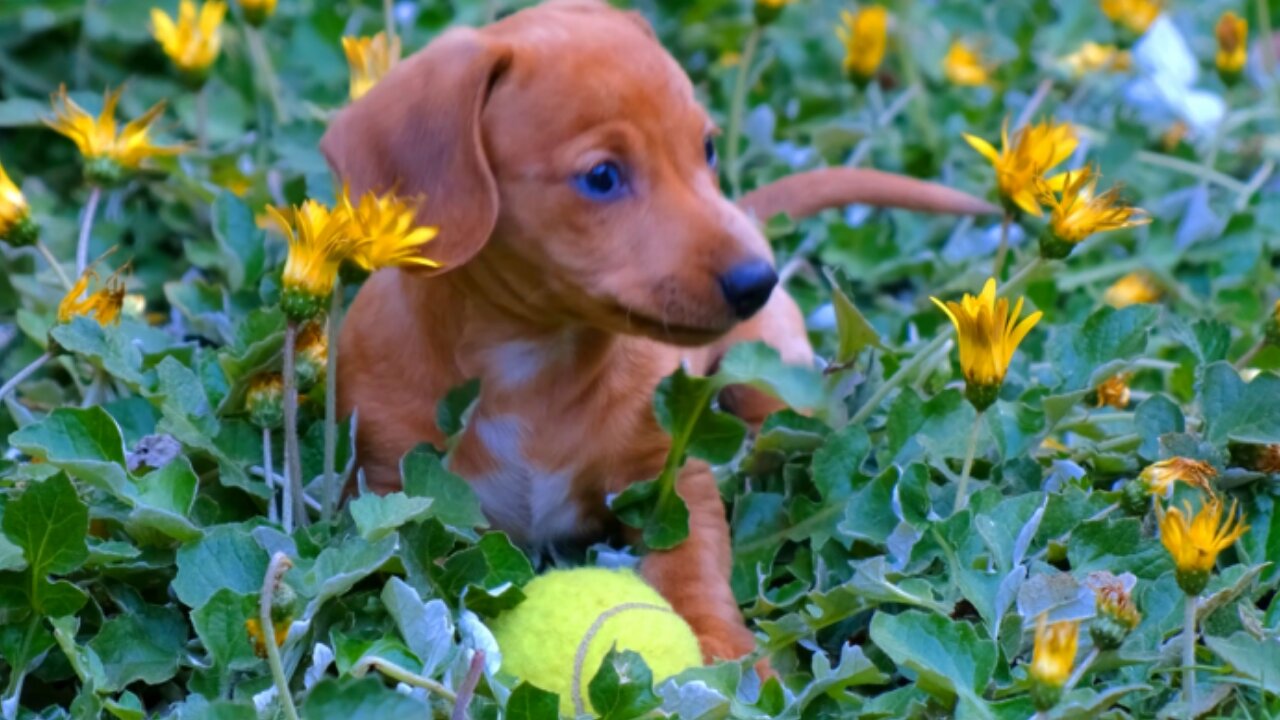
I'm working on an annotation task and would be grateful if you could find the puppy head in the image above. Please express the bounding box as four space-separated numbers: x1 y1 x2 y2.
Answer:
322 0 776 345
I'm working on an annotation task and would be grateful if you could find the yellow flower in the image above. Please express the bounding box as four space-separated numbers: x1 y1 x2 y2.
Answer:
339 187 440 272
1094 374 1131 409
238 0 275 26
57 270 126 326
943 40 990 87
342 32 401 101
931 277 1042 410
244 617 289 658
45 85 181 184
1216 11 1248 82
151 0 226 79
1141 457 1217 497
266 200 355 320
1100 0 1162 37
0 158 38 246
1157 495 1248 595
1085 572 1141 649
1037 168 1149 257
963 118 1078 217
835 6 889 85
754 0 797 25
1103 272 1161 308
1029 615 1079 710
1060 42 1131 78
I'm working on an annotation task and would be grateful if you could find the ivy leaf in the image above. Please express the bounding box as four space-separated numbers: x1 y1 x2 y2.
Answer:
3 474 89 578
9 407 131 498
610 476 691 551
1068 518 1172 580
810 425 870 500
1049 305 1159 392
506 683 561 720
438 533 534 616
1199 361 1280 445
868 610 996 718
654 368 746 465
348 492 434 542
1134 394 1185 461
587 648 661 720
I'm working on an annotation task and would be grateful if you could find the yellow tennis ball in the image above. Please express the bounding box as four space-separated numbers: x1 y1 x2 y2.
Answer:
490 567 703 716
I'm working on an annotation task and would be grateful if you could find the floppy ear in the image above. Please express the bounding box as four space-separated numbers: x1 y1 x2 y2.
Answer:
321 28 512 273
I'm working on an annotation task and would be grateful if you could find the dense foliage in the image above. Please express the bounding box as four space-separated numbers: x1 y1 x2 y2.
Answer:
1 0 1279 718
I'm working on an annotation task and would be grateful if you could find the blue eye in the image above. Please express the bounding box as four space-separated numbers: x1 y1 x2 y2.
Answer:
574 161 627 201
705 137 717 168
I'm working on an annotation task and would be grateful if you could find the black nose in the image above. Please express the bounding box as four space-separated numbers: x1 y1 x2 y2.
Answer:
718 259 778 319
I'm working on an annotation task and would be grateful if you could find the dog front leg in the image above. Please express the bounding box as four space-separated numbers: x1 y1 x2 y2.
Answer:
639 462 758 665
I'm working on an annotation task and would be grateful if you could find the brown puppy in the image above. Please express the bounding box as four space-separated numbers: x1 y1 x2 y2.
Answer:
322 0 992 664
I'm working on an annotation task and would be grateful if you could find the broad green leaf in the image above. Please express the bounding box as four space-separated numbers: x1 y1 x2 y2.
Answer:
3 474 89 578
869 610 996 716
829 277 886 364
1049 305 1159 392
381 577 456 676
302 677 428 719
438 532 534 616
717 341 824 411
1134 394 1185 460
610 475 692 551
506 683 561 720
810 425 870 500
49 318 147 386
90 604 188 691
1067 517 1172 580
173 524 269 608
1203 631 1280 693
436 378 481 438
210 192 266 292
127 458 201 542
190 589 259 671
9 407 131 497
348 492 433 542
296 535 398 618
587 648 661 720
400 447 487 537
1199 361 1280 445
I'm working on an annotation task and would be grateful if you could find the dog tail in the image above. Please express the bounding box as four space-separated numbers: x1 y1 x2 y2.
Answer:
737 168 998 221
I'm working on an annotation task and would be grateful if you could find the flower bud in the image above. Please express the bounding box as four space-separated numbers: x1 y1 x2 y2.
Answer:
247 374 284 429
293 323 328 391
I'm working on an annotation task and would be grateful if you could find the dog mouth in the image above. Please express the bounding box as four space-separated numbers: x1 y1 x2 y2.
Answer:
613 306 730 345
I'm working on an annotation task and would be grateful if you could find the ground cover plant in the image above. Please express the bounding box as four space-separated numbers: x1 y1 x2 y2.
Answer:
1 0 1278 717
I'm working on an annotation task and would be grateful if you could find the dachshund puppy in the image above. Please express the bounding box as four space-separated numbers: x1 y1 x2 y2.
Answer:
322 0 992 664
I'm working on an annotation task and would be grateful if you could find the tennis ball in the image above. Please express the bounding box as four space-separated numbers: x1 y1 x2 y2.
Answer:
490 567 703 716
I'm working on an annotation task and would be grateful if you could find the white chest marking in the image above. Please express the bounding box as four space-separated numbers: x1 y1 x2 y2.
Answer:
468 414 583 544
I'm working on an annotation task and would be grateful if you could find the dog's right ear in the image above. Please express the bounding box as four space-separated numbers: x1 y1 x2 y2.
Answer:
321 28 512 273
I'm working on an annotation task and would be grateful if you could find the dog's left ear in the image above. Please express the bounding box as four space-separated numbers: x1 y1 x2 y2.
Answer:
321 28 513 274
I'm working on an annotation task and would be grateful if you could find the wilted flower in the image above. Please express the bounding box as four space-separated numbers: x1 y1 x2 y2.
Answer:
293 323 328 390
753 0 797 25
1037 167 1149 258
1094 374 1131 409
1086 572 1141 650
1100 0 1161 39
1028 615 1079 711
266 200 355 321
1231 442 1280 474
339 187 440 272
931 277 1043 411
247 373 284 429
57 269 126 326
943 39 990 87
1142 457 1216 497
1216 12 1248 85
1157 495 1249 595
45 85 181 185
1104 272 1161 308
1060 41 1131 78
0 158 38 247
238 0 276 26
343 32 400 101
835 7 889 86
963 118 1078 217
151 0 226 83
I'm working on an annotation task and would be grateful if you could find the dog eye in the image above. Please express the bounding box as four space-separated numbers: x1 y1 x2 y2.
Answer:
704 137 717 168
574 161 627 201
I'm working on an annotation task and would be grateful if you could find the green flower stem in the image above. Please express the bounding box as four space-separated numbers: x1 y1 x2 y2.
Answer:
246 26 288 124
1182 593 1197 717
282 321 304 532
954 411 984 513
75 185 102 276
259 552 300 720
352 656 457 702
726 25 762 199
34 242 73 290
992 212 1011 276
1064 646 1100 692
263 426 278 524
848 333 950 426
322 283 341 521
0 352 53 405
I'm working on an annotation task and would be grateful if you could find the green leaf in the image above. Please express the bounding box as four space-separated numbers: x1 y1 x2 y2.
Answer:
1203 631 1280 693
210 192 266 292
381 577 455 676
191 589 259 671
90 604 188 691
173 524 269 608
654 368 746 465
436 378 481 437
302 677 429 719
1049 305 1159 392
438 532 534 616
587 648 661 720
717 341 824 411
1199 361 1280 445
869 610 996 717
348 492 434 542
506 683 561 720
3 474 89 578
610 476 692 551
1067 517 1172 580
810 425 870 500
127 457 202 542
9 407 131 497
297 535 398 617
828 276 886 364
400 447 487 537
1134 394 1185 460
49 319 147 386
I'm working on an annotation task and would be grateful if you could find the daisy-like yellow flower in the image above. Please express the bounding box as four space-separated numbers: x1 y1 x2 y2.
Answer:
1157 495 1249 595
835 6 889 86
1094 374 1131 409
1060 41 1132 78
57 270 126 326
151 0 226 82
0 158 38 247
45 85 181 185
1100 0 1162 39
754 0 797 25
339 187 440 272
267 200 355 321
931 277 1043 411
943 40 990 87
238 0 276 26
1037 167 1149 258
1028 615 1079 711
963 118 1078 217
1216 11 1248 85
1141 457 1217 497
1085 572 1141 650
1104 272 1161 308
342 32 401 101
